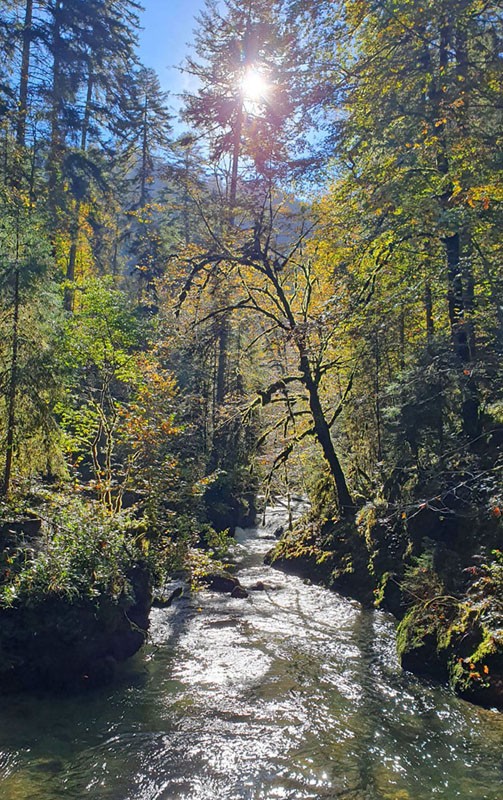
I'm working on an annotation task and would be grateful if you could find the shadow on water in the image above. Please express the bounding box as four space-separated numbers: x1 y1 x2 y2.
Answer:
0 587 200 799
0 503 502 800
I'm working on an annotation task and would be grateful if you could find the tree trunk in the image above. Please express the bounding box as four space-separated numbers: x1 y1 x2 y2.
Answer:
2 266 20 497
445 233 470 361
183 149 191 245
424 282 434 344
16 0 33 148
261 259 353 514
211 95 244 409
140 93 149 207
48 0 64 229
212 96 244 411
229 101 243 211
215 316 229 404
374 329 382 462
298 349 354 514
64 209 80 311
64 71 93 311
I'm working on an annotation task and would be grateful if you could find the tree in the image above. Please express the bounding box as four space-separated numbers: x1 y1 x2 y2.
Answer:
307 0 501 443
177 1 362 516
56 277 144 509
0 182 58 496
124 67 172 209
177 193 355 513
289 0 502 513
111 67 173 305
180 0 299 470
182 0 297 203
15 0 34 147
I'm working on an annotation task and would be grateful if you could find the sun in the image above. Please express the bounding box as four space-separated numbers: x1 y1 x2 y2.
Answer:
240 67 269 107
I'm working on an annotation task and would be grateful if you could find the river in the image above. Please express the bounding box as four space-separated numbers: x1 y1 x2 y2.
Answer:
0 502 501 799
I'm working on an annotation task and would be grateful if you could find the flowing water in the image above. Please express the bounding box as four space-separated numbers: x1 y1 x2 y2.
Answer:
0 502 502 800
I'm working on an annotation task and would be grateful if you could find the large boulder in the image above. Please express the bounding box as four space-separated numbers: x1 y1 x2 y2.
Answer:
0 565 151 692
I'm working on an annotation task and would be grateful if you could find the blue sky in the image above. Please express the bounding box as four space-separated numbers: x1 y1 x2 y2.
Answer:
137 0 206 108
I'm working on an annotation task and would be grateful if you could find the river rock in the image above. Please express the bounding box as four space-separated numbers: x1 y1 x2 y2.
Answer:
249 581 266 591
231 585 249 599
152 586 184 607
203 570 240 593
0 565 151 692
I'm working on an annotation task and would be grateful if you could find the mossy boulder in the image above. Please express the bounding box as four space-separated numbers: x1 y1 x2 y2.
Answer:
0 565 151 691
397 589 503 709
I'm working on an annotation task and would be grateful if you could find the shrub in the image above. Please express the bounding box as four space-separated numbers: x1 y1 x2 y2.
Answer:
0 495 146 608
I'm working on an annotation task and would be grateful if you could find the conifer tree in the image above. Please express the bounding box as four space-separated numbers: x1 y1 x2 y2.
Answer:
183 0 296 199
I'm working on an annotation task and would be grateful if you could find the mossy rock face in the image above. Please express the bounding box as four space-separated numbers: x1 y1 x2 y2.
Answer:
397 600 503 709
446 619 503 709
264 523 332 583
356 502 408 580
266 517 375 605
0 566 151 692
397 606 450 682
265 546 335 585
448 554 503 709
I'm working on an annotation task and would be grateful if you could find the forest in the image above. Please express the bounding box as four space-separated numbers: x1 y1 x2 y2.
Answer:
0 0 501 730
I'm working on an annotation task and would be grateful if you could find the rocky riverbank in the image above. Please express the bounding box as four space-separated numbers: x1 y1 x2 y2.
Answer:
266 502 503 711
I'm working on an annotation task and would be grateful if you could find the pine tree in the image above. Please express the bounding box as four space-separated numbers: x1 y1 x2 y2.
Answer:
121 66 172 209
182 0 297 201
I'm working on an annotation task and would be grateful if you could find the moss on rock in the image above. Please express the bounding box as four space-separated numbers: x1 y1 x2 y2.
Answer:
396 555 503 709
266 513 375 605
